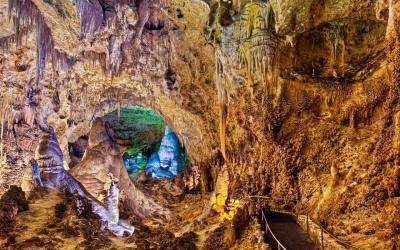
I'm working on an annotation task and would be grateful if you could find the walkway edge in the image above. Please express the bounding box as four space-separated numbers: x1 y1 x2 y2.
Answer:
295 215 362 250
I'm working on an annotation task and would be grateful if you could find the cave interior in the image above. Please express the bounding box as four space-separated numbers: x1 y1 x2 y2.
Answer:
0 0 399 249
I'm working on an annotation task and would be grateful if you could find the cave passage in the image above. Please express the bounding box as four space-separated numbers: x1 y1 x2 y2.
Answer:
104 106 188 181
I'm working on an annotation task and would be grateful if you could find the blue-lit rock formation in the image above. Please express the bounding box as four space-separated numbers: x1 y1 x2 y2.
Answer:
124 152 147 174
146 127 181 178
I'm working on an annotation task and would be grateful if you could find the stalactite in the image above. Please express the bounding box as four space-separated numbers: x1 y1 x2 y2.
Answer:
325 22 345 75
219 102 227 159
0 33 16 52
82 50 107 73
99 0 118 24
235 2 279 96
133 0 151 45
106 35 123 77
215 48 233 159
35 16 52 81
8 0 73 80
75 0 104 36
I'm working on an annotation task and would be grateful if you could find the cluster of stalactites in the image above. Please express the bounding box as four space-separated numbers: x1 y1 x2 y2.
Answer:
233 1 279 89
75 0 149 77
237 1 275 38
75 0 123 36
2 95 39 132
0 33 16 52
8 0 73 81
0 93 37 148
324 22 346 76
0 26 30 52
82 50 108 73
106 35 123 77
238 34 278 84
76 0 105 36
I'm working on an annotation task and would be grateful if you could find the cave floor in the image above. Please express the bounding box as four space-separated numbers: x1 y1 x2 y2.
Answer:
9 179 265 249
266 212 316 250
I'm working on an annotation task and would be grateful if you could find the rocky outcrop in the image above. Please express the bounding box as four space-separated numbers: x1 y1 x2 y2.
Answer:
0 186 28 246
34 128 134 236
70 118 170 220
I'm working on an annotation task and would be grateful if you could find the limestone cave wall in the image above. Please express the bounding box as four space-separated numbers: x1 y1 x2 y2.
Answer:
0 0 399 248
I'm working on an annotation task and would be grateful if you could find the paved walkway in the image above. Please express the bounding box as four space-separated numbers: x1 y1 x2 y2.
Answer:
265 211 317 250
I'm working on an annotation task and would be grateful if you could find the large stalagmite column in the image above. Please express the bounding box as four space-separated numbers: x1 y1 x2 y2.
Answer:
70 118 170 220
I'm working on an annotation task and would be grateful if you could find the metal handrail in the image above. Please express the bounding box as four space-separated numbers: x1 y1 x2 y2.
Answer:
251 195 363 250
312 219 362 250
260 208 287 250
250 195 299 203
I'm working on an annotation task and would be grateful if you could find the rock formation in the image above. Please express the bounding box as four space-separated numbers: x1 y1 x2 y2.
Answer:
34 128 134 236
0 0 398 248
70 118 170 220
0 185 28 246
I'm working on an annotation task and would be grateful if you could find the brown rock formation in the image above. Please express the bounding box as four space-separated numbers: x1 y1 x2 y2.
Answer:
0 186 28 247
0 0 398 247
70 118 169 220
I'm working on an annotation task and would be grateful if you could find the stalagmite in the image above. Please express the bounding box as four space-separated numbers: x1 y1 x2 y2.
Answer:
105 180 120 224
34 129 134 236
117 102 121 120
70 118 170 220
0 96 10 169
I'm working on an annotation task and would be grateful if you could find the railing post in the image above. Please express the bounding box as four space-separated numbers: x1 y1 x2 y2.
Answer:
321 226 324 250
251 196 360 250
